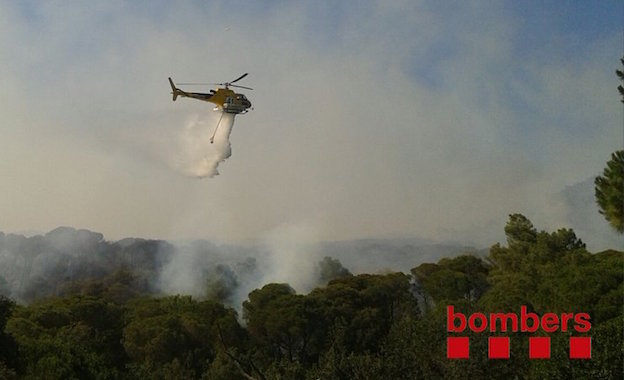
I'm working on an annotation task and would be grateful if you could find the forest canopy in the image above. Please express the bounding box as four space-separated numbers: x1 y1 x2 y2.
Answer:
0 215 621 379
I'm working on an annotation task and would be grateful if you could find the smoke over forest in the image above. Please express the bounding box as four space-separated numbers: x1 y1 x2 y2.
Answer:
0 226 475 309
0 219 620 379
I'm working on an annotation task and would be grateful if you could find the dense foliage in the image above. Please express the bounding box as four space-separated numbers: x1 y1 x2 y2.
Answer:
595 150 624 233
0 215 621 379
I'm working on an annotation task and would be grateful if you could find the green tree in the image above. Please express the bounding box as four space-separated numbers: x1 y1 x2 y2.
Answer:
411 255 490 304
617 56 624 102
595 150 624 233
482 215 589 311
0 297 18 376
306 273 422 380
309 273 419 355
0 362 16 380
504 213 537 246
486 214 539 274
6 296 126 379
243 283 322 369
123 295 244 379
474 215 622 378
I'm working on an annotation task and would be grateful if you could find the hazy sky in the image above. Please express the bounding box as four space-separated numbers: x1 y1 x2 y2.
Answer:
1 1 622 248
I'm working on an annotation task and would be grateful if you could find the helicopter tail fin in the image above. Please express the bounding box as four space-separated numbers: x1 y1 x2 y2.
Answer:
168 77 178 101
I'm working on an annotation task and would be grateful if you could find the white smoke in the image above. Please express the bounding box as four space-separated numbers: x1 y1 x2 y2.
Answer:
257 223 321 294
172 112 235 178
157 243 208 298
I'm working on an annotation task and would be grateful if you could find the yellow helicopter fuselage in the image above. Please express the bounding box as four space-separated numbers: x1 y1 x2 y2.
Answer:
168 77 252 115
208 88 252 114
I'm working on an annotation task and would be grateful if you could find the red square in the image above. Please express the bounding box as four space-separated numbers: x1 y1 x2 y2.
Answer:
529 337 550 359
447 337 469 359
570 337 591 359
488 337 510 359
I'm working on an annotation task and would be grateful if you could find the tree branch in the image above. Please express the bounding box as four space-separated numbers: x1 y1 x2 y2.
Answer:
217 323 267 380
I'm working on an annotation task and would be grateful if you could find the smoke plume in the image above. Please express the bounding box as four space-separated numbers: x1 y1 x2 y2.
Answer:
0 226 475 312
173 112 235 178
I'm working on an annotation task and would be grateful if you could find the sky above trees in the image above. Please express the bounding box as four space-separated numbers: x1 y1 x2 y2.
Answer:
0 1 621 249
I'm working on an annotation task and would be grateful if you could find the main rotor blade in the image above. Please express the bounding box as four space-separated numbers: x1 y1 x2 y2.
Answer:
229 84 253 90
177 82 211 85
230 73 248 84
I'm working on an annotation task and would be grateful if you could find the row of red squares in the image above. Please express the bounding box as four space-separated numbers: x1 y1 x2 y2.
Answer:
447 336 591 359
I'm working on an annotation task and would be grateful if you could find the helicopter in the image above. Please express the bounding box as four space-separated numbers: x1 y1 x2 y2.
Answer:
168 73 253 143
168 73 252 115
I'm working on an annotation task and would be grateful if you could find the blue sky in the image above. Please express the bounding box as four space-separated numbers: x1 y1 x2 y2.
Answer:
0 1 621 249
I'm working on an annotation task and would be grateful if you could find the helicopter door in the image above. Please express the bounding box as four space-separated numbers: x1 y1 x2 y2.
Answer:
222 96 231 110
